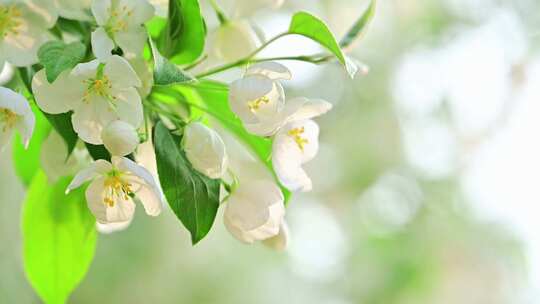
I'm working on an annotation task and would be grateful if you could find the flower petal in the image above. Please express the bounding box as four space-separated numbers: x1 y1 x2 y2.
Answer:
71 97 117 144
115 27 148 59
183 122 228 179
104 55 141 88
91 0 111 25
67 159 112 192
15 105 35 148
32 69 84 114
246 62 292 80
282 97 333 123
262 219 289 251
91 27 115 62
111 87 143 128
96 220 132 234
101 120 139 156
71 59 99 78
120 0 155 25
0 86 31 115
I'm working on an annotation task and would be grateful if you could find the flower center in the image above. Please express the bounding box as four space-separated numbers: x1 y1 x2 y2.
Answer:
287 127 308 152
248 96 270 112
83 76 115 103
105 5 133 36
103 172 133 207
0 107 18 132
0 5 22 38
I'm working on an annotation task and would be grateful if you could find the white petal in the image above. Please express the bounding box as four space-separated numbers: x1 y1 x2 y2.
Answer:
86 176 136 223
123 0 155 24
91 27 115 62
71 59 100 78
224 180 285 243
246 62 292 80
101 120 139 156
262 219 289 251
112 87 143 128
96 220 132 234
104 55 141 88
0 26 49 67
55 0 93 21
211 20 260 62
67 159 112 192
283 97 333 123
15 105 35 148
114 156 163 216
71 97 117 144
32 70 84 114
183 122 228 179
0 86 31 115
115 27 148 59
0 127 13 151
91 0 111 25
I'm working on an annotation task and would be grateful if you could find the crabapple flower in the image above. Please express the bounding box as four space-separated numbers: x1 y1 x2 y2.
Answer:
262 219 289 251
0 0 56 67
67 156 164 224
224 180 285 243
91 0 155 60
230 62 332 136
55 0 92 21
183 122 228 179
101 120 139 156
0 86 34 150
209 19 261 63
32 55 143 145
272 119 321 192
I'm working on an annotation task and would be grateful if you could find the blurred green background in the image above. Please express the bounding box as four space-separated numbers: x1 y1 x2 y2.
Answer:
2 0 540 302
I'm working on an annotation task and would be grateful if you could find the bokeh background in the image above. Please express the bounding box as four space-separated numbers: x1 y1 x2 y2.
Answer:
2 0 540 302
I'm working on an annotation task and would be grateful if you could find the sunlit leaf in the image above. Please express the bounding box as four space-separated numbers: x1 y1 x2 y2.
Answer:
150 38 195 85
23 171 97 304
340 0 377 50
38 41 86 83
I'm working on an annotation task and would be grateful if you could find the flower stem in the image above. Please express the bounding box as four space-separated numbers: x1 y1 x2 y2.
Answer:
208 0 229 25
194 32 290 78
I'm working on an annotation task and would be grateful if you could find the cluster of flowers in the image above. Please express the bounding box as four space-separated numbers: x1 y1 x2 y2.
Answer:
0 0 331 250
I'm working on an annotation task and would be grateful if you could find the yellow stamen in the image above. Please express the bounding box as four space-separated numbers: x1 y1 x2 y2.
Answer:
0 108 18 132
103 173 133 207
105 5 134 36
287 127 309 152
82 76 115 104
247 96 270 112
0 5 22 38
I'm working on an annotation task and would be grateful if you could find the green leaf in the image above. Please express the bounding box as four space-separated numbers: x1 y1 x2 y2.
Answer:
85 143 111 161
38 41 86 83
339 0 376 49
43 111 78 156
150 38 195 85
172 82 292 203
23 171 97 304
163 0 206 64
12 104 51 186
153 121 220 244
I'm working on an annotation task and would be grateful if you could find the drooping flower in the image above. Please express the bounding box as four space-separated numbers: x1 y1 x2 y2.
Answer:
262 219 289 251
272 119 321 192
224 179 285 243
91 0 155 60
209 19 261 63
32 55 143 145
229 62 332 136
0 86 34 150
54 0 92 21
0 0 57 67
67 156 164 224
183 122 228 179
101 120 139 156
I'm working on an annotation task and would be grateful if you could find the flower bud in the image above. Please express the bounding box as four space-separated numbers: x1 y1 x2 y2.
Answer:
183 122 228 179
211 20 261 63
224 180 285 244
101 120 139 156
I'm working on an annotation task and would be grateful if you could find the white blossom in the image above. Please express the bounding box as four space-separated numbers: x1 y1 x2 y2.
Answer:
224 180 285 243
0 86 34 150
0 0 57 67
183 122 228 179
67 156 164 224
91 0 155 61
32 55 143 145
209 19 261 63
101 120 139 156
272 119 320 192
